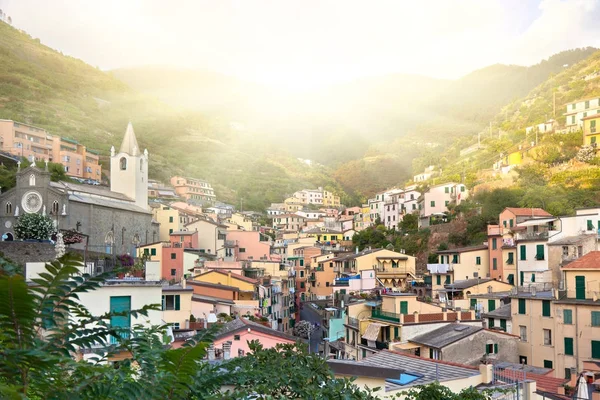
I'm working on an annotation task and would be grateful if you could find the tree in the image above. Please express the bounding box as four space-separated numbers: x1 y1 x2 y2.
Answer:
0 253 380 399
399 213 418 233
14 213 55 240
216 341 378 400
293 320 316 339
399 381 496 399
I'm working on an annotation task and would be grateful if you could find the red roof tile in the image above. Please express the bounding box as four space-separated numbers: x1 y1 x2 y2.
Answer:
562 251 600 270
505 207 552 217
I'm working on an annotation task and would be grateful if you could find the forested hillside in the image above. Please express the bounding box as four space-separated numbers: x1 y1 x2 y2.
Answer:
0 21 355 209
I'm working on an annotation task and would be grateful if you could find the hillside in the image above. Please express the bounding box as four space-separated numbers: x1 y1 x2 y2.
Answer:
0 21 353 210
408 47 598 143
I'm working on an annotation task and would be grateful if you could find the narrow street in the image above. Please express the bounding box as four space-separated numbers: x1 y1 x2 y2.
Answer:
299 302 324 354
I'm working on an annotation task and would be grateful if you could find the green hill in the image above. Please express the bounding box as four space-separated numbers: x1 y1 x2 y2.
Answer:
0 21 353 210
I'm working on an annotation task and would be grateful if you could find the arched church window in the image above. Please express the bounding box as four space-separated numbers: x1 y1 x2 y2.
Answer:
5 202 11 215
120 157 127 170
29 174 35 186
52 201 59 215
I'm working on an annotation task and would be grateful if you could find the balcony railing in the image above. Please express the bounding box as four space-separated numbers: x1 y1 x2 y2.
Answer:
371 309 401 323
360 338 389 350
515 231 549 241
308 275 316 282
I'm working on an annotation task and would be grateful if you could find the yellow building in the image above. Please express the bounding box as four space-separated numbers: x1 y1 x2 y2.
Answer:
428 245 490 299
502 151 522 166
323 189 341 207
162 282 193 330
192 270 257 300
509 251 600 380
227 212 254 231
582 114 600 146
137 241 164 264
151 204 182 241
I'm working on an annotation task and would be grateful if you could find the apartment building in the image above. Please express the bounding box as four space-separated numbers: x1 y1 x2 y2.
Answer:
323 189 341 207
487 208 552 283
0 120 102 180
170 176 216 203
427 245 490 299
293 188 323 205
564 97 600 128
582 114 600 146
418 182 468 228
272 213 306 231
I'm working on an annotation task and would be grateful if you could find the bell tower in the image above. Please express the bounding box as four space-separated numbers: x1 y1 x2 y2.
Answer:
110 122 148 210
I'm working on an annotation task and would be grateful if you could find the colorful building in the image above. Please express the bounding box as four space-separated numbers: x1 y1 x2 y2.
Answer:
0 119 102 181
170 175 216 203
582 114 600 146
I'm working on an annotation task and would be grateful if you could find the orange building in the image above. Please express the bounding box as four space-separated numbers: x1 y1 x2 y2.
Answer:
170 176 216 203
0 120 101 181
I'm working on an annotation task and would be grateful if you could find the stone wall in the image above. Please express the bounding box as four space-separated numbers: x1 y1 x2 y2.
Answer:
0 241 113 266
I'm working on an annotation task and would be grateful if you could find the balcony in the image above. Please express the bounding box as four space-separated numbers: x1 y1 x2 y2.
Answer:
308 275 316 282
224 240 238 248
515 231 549 241
371 309 402 323
360 338 389 350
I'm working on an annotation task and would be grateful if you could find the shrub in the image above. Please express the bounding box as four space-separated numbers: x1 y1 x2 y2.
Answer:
14 213 55 240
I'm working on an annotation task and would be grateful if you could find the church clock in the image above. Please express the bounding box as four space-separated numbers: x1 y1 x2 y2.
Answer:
22 191 43 214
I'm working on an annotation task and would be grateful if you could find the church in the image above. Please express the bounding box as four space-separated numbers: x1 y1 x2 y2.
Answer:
0 123 156 255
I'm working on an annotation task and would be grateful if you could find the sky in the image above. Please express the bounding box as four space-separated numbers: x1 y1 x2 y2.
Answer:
1 0 600 90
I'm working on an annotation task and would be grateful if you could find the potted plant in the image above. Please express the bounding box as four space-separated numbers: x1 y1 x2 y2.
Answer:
61 229 84 245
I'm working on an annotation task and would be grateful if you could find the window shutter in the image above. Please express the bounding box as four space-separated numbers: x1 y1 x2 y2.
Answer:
536 245 545 260
520 245 526 260
494 344 498 354
518 299 526 314
400 301 408 315
162 295 165 311
564 338 574 356
429 348 433 358
592 341 600 359
394 326 399 338
542 300 550 317
563 309 572 324
592 311 600 327
500 319 507 331
175 295 181 311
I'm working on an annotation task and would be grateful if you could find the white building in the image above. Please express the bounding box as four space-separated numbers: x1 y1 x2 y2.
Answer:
293 188 324 205
413 166 436 183
564 97 600 128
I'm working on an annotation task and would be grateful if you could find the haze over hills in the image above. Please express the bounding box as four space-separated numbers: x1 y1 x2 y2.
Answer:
1 17 599 209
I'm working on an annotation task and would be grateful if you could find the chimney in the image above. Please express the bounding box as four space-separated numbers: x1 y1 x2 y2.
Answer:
223 341 231 360
181 277 187 289
531 286 537 296
208 344 215 361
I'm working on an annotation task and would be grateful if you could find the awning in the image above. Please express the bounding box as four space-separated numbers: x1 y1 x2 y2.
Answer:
362 322 388 341
516 217 557 227
394 342 420 350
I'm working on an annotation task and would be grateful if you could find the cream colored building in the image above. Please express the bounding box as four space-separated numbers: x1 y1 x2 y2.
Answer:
427 245 490 299
162 283 193 330
184 218 227 257
227 212 254 231
152 204 182 241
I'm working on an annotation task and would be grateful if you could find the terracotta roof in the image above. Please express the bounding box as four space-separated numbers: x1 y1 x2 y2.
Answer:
214 318 298 342
561 251 600 270
497 369 567 396
504 207 552 217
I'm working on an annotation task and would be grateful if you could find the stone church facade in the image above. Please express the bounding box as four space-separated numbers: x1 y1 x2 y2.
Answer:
0 123 156 255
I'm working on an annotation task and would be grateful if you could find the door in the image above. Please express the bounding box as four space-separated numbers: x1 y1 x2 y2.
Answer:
575 276 586 300
110 296 131 343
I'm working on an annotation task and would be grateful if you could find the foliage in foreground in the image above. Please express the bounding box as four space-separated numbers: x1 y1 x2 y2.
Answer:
0 253 498 399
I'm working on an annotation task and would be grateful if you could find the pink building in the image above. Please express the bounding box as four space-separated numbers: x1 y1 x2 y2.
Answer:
162 231 199 280
210 318 297 360
226 230 273 261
